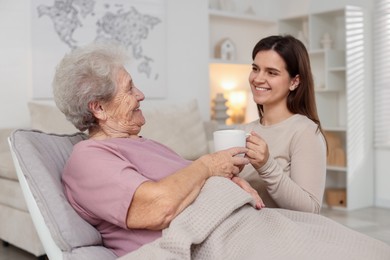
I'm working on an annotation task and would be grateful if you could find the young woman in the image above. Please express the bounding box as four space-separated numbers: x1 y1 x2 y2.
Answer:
238 35 327 214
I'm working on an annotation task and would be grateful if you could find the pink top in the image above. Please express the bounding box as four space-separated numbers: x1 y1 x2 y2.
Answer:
62 137 191 256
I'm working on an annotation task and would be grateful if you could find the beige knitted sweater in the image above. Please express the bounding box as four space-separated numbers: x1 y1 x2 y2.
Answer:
237 114 327 213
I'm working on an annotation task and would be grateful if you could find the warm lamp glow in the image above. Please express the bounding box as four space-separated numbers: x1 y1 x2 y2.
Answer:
229 90 247 124
220 81 236 91
229 90 247 108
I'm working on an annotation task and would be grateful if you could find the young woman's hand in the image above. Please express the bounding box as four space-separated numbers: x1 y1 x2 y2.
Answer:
231 176 265 209
245 131 270 170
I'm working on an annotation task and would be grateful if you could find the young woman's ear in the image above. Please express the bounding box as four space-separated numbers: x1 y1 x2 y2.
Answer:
88 101 107 120
289 75 300 91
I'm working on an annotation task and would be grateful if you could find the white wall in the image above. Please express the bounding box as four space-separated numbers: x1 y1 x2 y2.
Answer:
375 150 390 208
373 0 390 208
0 0 210 128
144 0 210 118
0 1 32 128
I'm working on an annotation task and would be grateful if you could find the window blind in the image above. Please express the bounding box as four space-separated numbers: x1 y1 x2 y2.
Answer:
374 0 390 148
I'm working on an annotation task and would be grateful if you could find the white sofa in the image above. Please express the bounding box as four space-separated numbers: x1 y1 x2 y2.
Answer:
0 99 217 256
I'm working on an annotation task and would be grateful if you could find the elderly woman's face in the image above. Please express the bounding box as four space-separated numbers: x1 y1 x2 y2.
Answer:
103 67 145 136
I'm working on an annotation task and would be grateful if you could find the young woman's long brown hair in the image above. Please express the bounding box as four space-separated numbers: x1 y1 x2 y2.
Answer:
252 35 327 147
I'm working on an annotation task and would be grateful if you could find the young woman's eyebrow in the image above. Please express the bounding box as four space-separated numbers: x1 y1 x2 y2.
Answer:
267 67 281 73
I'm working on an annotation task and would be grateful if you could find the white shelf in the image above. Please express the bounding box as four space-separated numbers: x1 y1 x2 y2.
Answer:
209 58 251 65
209 9 274 24
327 165 347 172
315 88 340 93
208 8 276 62
309 49 326 54
323 126 347 132
328 67 346 72
322 203 347 210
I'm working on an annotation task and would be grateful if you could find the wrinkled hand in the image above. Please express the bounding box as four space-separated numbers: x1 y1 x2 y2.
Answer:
200 147 249 179
231 176 265 209
245 131 270 170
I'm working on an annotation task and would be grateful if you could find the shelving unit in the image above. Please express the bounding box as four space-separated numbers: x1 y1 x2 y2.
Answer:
209 9 275 64
208 5 277 124
279 6 374 210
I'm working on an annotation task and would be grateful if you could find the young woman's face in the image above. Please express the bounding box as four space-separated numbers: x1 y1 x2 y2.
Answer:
249 50 296 110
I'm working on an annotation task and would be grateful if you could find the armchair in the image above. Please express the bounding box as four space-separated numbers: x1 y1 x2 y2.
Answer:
8 129 117 260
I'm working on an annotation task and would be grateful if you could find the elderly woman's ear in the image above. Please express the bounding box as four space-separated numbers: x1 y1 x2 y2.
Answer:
88 101 107 120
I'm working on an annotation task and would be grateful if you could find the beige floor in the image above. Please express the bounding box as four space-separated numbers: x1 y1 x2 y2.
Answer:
1 206 390 259
321 206 390 245
0 241 40 260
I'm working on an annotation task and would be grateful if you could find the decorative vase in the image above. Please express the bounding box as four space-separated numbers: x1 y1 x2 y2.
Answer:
212 93 229 125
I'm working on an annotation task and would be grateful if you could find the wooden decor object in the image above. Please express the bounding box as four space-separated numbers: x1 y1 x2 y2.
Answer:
326 188 347 207
325 132 346 167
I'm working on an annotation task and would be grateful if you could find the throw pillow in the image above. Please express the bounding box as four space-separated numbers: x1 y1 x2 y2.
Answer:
140 100 208 160
28 102 79 134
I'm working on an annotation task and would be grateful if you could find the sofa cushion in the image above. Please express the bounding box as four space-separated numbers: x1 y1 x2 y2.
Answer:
140 100 209 160
0 151 17 180
0 178 28 211
28 102 79 134
27 100 209 160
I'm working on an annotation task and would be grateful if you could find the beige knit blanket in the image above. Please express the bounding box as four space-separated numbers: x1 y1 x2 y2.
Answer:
120 177 390 260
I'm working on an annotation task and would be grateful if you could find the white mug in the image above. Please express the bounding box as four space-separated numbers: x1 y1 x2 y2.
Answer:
213 129 247 154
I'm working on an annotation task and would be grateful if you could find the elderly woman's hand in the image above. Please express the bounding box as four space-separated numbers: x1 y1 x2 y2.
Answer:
245 131 270 170
199 147 249 179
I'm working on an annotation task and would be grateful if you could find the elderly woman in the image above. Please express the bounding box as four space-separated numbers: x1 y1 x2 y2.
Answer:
52 44 263 257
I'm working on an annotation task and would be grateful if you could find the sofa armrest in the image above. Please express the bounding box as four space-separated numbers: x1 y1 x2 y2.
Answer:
203 120 218 141
203 120 218 153
0 128 16 153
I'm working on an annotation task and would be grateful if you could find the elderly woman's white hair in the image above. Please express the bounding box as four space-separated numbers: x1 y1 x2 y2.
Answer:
52 43 129 131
